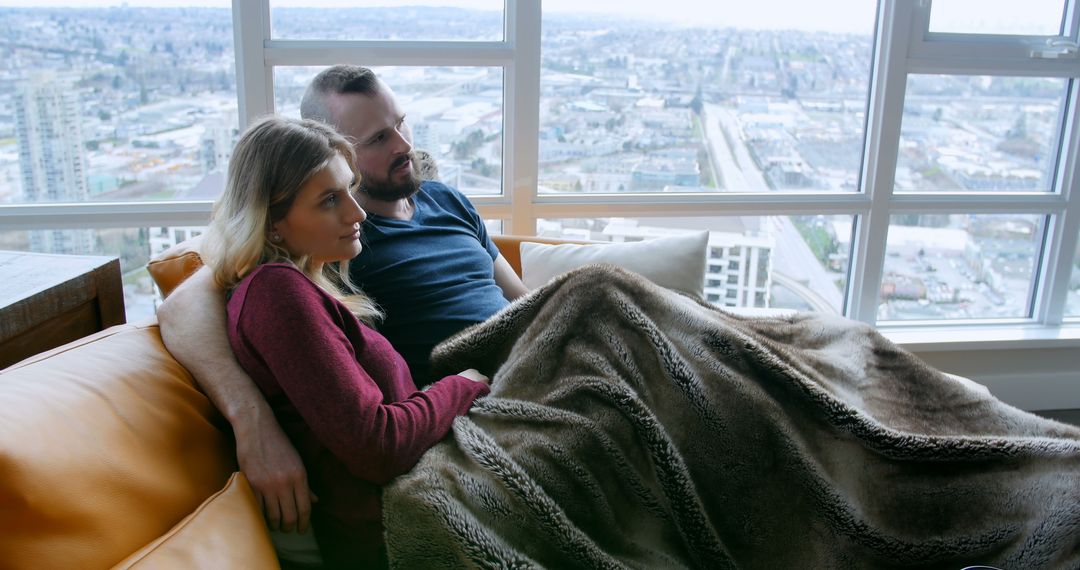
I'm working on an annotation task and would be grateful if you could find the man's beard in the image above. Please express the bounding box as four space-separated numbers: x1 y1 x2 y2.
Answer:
358 154 421 201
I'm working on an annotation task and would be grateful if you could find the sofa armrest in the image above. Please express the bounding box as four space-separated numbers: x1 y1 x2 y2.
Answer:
491 235 593 277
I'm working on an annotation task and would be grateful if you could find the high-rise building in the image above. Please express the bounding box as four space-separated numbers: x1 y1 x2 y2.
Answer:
543 218 776 309
600 219 774 308
149 226 205 258
15 79 95 254
199 111 239 175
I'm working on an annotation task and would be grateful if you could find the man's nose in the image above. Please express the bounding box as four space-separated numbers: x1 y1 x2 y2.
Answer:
390 126 412 154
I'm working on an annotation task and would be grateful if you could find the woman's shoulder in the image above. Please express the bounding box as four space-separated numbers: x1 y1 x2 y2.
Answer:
229 262 326 312
235 262 311 292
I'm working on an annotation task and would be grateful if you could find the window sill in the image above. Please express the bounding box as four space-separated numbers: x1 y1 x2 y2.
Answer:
881 323 1080 352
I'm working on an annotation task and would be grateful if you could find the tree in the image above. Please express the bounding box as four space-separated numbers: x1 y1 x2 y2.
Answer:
1007 113 1027 140
690 87 704 116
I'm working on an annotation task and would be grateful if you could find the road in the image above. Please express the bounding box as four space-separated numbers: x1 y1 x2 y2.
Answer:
700 102 844 313
702 103 770 192
770 216 845 313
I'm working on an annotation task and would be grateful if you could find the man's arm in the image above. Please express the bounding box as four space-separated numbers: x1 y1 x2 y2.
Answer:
156 266 316 533
493 254 529 301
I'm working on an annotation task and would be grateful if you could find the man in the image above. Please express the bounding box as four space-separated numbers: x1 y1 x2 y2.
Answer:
157 65 528 538
299 66 528 382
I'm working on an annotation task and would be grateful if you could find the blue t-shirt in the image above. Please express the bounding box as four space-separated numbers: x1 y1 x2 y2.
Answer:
350 181 509 385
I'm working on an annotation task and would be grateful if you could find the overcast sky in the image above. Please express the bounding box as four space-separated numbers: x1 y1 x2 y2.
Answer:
0 0 1067 35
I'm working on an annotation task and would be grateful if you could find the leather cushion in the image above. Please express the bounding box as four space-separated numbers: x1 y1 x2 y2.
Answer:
0 322 236 569
147 234 205 298
112 472 278 569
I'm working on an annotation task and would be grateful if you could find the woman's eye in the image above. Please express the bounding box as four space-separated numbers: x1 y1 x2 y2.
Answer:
323 194 338 208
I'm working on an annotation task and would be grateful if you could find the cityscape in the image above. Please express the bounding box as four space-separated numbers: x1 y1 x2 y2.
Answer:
1 5 1078 321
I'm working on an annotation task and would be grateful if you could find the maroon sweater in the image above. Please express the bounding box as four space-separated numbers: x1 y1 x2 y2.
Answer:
226 263 488 567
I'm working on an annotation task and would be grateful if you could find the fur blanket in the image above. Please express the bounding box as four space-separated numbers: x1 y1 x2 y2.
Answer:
383 264 1080 569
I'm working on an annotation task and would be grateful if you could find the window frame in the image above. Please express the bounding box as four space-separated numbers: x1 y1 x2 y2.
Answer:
1 0 1078 348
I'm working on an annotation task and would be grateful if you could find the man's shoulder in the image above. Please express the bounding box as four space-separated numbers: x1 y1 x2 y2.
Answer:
420 179 464 199
418 180 475 212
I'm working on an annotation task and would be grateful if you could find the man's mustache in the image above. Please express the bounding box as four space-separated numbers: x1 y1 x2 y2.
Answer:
390 154 413 173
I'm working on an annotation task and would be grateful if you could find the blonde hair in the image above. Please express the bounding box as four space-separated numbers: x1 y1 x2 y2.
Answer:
205 116 381 322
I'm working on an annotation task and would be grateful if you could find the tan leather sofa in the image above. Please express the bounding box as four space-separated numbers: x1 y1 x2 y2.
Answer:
0 234 579 569
0 320 279 568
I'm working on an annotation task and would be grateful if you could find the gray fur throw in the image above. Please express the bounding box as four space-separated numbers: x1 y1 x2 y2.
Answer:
383 264 1080 569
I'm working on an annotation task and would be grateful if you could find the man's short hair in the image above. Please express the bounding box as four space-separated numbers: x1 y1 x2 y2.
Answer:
300 65 380 124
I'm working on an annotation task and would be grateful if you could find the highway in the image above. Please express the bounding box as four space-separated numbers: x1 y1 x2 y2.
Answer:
700 102 845 313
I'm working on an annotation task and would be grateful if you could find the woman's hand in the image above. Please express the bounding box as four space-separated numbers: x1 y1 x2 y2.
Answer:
457 368 490 385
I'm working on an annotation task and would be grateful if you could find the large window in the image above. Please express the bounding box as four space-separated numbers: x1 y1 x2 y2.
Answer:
879 214 1046 321
0 5 237 205
539 1 877 194
896 75 1066 193
0 2 235 320
928 0 1068 36
2 0 1079 344
269 1 504 41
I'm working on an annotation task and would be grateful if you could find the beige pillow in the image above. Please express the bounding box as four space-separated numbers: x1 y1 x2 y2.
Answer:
520 231 709 298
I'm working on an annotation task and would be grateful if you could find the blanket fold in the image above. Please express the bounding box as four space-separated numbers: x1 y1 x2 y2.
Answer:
384 264 1080 569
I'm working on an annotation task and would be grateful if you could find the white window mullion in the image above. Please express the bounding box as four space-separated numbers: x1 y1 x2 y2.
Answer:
888 194 1067 213
262 40 514 67
520 202 861 220
906 56 1080 78
848 0 915 324
0 202 211 230
1035 79 1080 324
233 0 274 127
1067 0 1080 37
505 0 541 235
528 191 870 212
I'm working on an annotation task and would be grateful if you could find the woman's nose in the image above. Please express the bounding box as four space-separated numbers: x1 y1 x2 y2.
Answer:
346 194 366 224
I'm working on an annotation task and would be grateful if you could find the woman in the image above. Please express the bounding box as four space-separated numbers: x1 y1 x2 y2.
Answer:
204 116 490 568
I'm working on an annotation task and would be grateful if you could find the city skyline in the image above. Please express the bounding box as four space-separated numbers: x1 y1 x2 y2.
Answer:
1 4 1077 321
1 1 1065 35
